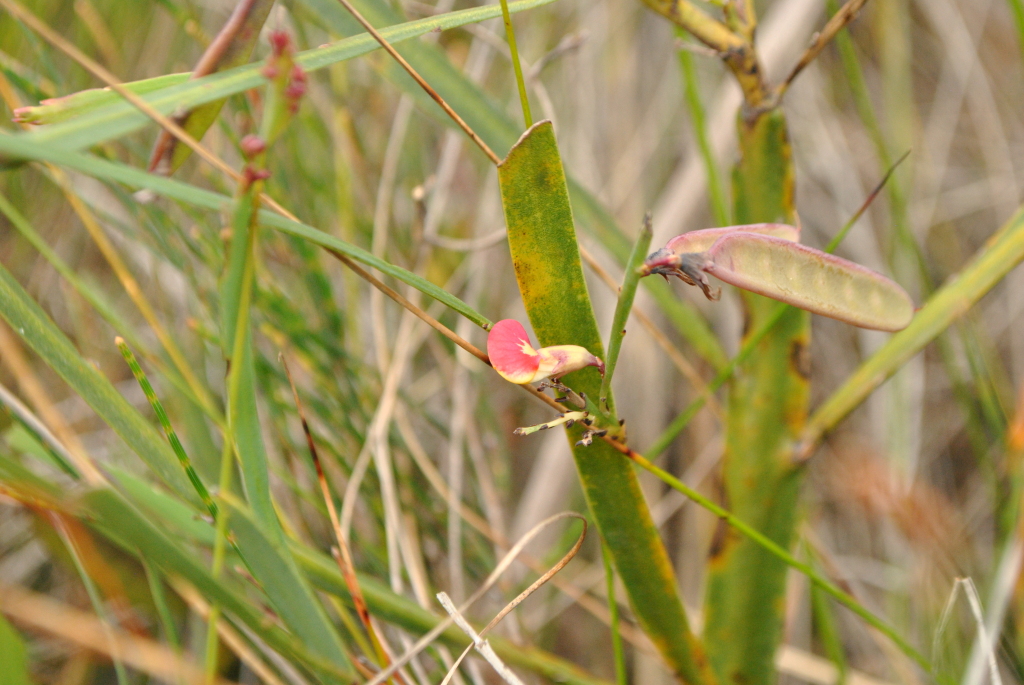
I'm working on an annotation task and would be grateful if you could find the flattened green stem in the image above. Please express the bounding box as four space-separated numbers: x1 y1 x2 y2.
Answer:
802 204 1024 455
499 0 533 127
499 121 713 685
115 337 218 521
618 446 932 673
598 215 652 418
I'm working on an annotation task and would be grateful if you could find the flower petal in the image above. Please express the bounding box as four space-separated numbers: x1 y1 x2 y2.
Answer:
487 319 541 384
535 345 604 381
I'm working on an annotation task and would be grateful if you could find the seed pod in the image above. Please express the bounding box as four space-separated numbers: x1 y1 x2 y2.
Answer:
663 223 799 254
704 232 914 331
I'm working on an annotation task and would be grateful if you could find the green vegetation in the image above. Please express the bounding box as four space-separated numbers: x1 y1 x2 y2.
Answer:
1 1 1023 684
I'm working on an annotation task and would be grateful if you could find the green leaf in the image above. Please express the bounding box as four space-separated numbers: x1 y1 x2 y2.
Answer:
498 121 714 685
12 0 560 153
0 134 490 329
220 497 353 677
0 260 195 501
0 614 31 685
14 73 189 125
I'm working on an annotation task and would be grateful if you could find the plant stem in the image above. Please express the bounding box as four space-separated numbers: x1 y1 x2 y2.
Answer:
499 0 532 127
601 543 628 685
619 447 932 673
598 214 652 419
116 337 218 520
677 34 729 226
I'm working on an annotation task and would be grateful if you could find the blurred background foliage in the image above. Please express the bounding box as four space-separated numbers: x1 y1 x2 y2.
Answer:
1 0 1024 683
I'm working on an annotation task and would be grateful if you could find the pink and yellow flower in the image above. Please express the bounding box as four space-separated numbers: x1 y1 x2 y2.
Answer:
487 319 604 384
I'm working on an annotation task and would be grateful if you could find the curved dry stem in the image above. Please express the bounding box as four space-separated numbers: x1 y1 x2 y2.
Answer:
365 512 587 685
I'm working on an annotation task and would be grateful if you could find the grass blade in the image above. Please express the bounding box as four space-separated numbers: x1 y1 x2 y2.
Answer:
219 496 355 678
13 0 560 153
0 134 490 329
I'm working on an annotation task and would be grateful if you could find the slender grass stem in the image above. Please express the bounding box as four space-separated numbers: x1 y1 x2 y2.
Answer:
280 355 396 680
677 34 728 226
116 337 218 520
55 516 130 685
598 214 652 419
601 543 627 685
329 0 501 164
615 445 932 673
499 0 532 127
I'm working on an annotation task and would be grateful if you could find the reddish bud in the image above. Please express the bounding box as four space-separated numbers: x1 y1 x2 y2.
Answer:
240 134 266 159
243 166 272 186
269 31 292 57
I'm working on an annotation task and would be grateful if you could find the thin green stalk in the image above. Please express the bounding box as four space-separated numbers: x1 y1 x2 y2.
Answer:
499 0 532 127
57 520 130 685
206 144 261 684
644 301 790 458
601 543 628 685
598 214 652 419
143 558 182 654
1009 0 1024 69
824 149 909 253
116 338 218 521
621 449 931 673
677 31 728 226
205 434 235 683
